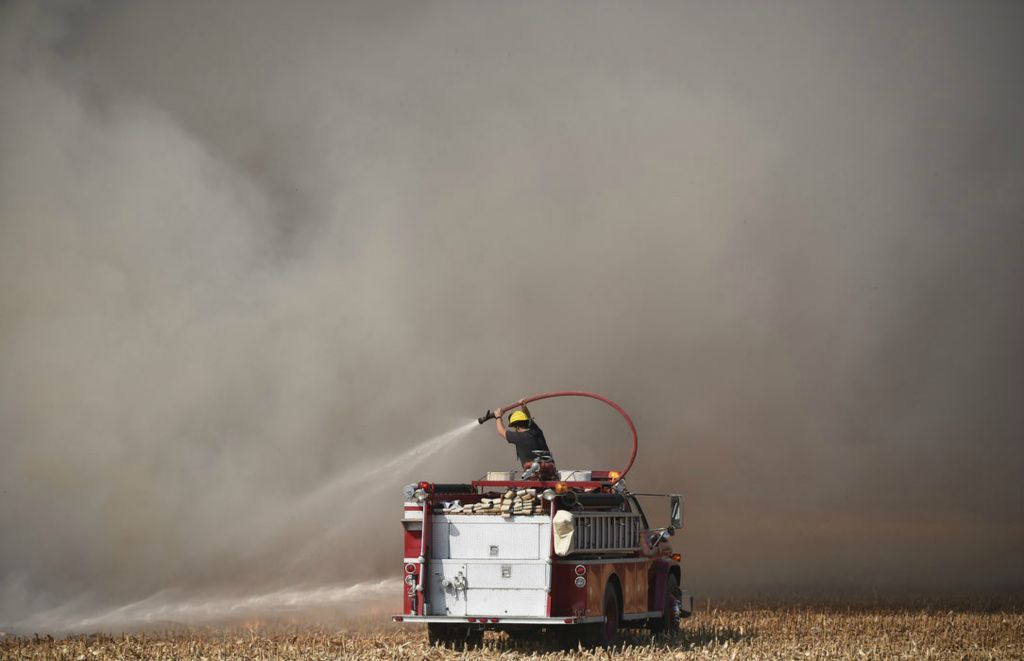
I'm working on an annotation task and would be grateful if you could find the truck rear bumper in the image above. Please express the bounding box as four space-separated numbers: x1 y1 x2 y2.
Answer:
392 615 605 625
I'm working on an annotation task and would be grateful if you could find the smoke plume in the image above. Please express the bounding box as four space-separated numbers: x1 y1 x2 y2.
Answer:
1 0 1022 630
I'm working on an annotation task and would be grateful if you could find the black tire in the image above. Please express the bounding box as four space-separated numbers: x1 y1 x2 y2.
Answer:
505 626 539 642
427 623 483 650
427 623 450 647
649 573 682 636
554 626 583 652
583 583 621 648
465 627 484 649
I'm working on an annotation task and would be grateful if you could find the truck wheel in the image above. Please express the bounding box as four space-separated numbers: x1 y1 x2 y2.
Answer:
506 627 539 643
464 627 484 649
427 624 482 650
427 623 451 647
602 587 621 645
584 584 621 647
649 574 681 636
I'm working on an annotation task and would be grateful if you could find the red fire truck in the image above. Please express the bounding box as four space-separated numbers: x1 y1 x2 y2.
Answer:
392 391 693 648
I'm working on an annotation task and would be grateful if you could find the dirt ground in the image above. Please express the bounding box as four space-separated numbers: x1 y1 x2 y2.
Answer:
3 597 1022 660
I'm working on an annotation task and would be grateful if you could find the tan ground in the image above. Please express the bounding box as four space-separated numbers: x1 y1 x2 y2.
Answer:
3 598 1022 660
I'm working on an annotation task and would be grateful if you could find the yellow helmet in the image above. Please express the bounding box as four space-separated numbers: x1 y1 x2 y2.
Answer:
508 410 530 425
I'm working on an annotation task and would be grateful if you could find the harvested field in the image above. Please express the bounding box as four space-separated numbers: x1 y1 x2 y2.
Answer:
3 598 1022 660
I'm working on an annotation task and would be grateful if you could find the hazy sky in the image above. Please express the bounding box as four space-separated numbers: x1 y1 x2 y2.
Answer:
1 0 1021 630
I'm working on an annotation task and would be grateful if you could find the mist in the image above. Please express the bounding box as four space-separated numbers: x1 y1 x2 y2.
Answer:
1 0 1022 631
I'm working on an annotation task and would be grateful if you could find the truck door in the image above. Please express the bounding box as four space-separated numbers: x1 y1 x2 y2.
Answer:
427 561 468 616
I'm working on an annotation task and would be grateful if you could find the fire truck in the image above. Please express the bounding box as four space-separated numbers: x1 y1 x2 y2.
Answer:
392 391 693 648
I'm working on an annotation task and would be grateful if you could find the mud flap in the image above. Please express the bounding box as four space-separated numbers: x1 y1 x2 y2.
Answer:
679 590 694 618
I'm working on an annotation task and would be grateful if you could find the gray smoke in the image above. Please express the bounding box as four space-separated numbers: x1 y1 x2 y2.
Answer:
1 0 1022 630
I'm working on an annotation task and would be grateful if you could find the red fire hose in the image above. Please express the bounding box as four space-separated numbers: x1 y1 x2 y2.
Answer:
479 391 638 484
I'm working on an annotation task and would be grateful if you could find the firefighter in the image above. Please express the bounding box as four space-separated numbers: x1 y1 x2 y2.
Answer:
494 400 556 479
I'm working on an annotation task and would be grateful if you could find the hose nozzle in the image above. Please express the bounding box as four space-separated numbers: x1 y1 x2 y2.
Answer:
477 409 495 424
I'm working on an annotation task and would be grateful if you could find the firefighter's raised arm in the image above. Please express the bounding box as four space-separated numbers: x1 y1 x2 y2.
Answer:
494 407 506 439
518 398 531 419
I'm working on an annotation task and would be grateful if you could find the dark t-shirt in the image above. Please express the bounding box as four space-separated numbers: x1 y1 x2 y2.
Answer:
505 425 552 465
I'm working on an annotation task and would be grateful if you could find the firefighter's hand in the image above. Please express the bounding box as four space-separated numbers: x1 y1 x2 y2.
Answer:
518 398 526 406
494 407 502 418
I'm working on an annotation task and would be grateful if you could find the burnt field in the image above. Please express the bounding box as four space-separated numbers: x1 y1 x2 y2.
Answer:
3 596 1022 660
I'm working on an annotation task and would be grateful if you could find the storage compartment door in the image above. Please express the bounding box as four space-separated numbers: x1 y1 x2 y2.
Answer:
465 588 547 617
464 562 548 617
447 520 546 559
426 561 467 616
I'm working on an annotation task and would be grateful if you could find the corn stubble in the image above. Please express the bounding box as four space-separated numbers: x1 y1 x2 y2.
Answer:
3 599 1021 660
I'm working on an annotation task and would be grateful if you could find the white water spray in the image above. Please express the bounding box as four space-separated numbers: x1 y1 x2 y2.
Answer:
295 420 480 510
1 423 481 634
6 578 403 634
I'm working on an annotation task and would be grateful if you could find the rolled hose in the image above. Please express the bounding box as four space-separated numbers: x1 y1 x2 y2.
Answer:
479 391 638 484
